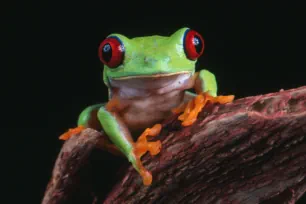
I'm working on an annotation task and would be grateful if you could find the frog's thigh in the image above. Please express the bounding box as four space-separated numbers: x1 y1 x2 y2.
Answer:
77 103 104 129
97 106 134 156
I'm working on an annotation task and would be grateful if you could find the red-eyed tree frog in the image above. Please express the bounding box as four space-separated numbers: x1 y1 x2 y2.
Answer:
59 28 234 186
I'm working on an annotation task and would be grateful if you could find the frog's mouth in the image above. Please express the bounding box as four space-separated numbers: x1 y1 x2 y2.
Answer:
112 71 192 80
109 71 193 90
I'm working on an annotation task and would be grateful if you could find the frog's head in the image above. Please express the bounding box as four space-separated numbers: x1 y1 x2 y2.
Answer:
98 27 205 87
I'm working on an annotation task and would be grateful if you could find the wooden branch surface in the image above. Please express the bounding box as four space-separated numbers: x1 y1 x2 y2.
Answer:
42 86 306 204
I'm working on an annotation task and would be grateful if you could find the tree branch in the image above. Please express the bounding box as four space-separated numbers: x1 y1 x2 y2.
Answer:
42 86 306 204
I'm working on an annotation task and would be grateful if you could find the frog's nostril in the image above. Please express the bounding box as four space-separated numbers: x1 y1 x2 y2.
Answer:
164 56 171 63
144 57 157 64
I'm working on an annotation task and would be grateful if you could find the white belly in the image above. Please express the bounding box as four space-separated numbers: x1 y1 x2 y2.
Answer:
109 72 195 135
120 90 185 133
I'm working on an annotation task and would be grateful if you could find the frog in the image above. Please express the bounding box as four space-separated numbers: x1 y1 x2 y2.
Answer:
59 27 234 186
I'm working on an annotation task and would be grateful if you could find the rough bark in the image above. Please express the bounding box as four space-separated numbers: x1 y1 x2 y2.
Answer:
41 129 99 204
42 86 306 204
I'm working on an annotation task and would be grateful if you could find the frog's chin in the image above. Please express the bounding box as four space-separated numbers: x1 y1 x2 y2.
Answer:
109 71 193 90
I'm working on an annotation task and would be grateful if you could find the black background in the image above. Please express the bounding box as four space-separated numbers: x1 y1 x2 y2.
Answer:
6 1 306 203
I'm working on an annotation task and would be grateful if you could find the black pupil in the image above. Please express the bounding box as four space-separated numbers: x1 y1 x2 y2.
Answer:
102 43 112 62
193 35 202 54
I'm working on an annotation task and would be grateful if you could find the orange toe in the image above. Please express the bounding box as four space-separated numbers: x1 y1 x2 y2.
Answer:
59 125 85 140
139 169 153 186
178 100 193 121
147 124 162 136
148 140 162 156
215 95 235 104
172 102 188 114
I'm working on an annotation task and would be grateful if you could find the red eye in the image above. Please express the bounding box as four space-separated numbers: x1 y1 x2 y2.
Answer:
98 36 125 68
183 29 204 60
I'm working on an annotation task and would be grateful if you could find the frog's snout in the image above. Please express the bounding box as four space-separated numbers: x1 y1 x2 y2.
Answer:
144 56 158 64
144 56 171 70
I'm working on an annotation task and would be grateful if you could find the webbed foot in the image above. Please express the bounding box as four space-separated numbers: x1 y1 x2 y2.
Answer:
132 124 162 185
59 125 85 140
173 92 235 126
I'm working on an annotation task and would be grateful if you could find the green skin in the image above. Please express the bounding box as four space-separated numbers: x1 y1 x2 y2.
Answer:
77 27 217 174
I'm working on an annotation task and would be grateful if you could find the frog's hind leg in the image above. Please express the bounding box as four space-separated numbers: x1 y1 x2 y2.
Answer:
77 103 105 130
59 103 104 140
97 105 162 186
59 103 123 156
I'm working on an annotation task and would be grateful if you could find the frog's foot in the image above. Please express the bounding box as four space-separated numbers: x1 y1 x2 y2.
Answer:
132 124 162 185
172 102 188 114
59 125 85 140
177 92 235 127
134 124 162 156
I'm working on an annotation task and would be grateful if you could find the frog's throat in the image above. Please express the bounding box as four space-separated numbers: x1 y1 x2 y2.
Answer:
111 71 193 80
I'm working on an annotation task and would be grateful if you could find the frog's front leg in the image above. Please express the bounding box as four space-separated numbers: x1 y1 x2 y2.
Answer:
194 69 218 96
173 69 235 126
98 99 162 186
